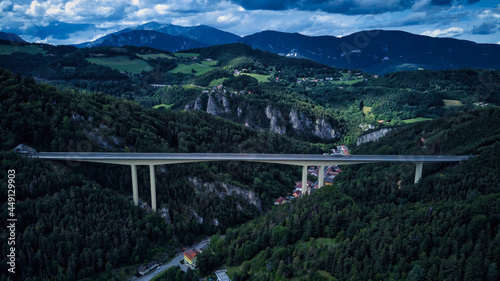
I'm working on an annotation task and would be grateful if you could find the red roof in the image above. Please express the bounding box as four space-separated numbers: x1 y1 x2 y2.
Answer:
184 249 199 260
275 197 285 203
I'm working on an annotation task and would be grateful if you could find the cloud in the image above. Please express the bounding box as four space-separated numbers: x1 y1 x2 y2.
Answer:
231 0 481 15
232 0 414 15
0 0 498 45
471 21 499 34
421 27 464 37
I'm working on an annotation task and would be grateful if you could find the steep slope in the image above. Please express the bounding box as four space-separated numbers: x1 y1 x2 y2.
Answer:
75 21 240 49
0 67 325 280
0 32 26 42
76 30 205 52
130 21 241 46
240 30 500 74
197 108 500 280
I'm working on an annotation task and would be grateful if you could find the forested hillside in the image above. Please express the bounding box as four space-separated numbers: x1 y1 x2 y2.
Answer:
197 108 500 280
1 39 499 281
0 67 323 281
1 40 499 144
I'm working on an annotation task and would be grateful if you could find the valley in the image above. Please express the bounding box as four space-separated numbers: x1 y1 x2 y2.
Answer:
0 27 499 281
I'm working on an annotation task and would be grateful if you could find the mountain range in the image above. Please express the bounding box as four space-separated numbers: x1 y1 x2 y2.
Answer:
0 31 26 42
239 30 500 74
9 21 500 74
75 22 240 48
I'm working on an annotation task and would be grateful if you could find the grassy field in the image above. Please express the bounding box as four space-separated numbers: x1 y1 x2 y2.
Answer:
208 78 228 87
201 60 218 66
239 73 270 83
0 44 46 55
443 99 463 106
173 52 200 58
331 78 364 85
169 63 212 76
401 117 434 124
136 53 174 60
362 106 374 118
86 56 153 74
183 84 205 90
153 104 173 110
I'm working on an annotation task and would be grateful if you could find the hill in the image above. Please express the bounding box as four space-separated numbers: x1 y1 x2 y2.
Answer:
0 41 498 144
239 30 500 74
75 21 241 49
75 30 206 52
0 32 25 42
196 107 500 280
128 21 241 46
0 67 325 280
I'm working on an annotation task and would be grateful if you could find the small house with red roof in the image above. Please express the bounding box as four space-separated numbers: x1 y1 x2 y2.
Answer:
293 190 301 197
184 249 199 267
274 197 286 205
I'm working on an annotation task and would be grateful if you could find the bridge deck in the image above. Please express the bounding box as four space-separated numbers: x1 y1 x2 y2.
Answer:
32 152 472 166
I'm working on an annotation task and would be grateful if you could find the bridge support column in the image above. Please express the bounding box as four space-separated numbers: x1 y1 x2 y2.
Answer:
414 163 423 184
318 165 324 188
302 165 308 196
150 165 157 212
131 165 139 206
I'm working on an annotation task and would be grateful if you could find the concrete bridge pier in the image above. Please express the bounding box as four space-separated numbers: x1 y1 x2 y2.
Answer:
149 165 157 212
131 165 139 206
130 164 157 212
318 165 324 189
414 163 423 184
302 166 308 196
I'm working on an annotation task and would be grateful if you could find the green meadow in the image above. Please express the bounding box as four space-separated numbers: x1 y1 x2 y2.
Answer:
136 53 174 60
173 52 200 58
169 63 213 76
85 56 153 74
0 44 46 55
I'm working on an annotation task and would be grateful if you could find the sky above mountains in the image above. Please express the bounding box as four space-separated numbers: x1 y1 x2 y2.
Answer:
0 0 498 45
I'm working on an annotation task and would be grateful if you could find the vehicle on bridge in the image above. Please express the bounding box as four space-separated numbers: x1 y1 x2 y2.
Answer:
324 145 350 156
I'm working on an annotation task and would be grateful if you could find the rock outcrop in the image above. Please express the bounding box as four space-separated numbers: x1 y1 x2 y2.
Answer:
356 128 393 146
185 89 341 140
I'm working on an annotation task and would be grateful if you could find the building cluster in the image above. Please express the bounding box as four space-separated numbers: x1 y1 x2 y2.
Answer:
274 165 342 205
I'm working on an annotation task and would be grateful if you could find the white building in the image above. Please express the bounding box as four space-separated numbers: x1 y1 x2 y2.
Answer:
215 269 231 281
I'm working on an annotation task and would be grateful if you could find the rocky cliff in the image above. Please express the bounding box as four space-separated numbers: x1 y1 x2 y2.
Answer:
189 177 261 210
356 128 393 146
184 90 341 141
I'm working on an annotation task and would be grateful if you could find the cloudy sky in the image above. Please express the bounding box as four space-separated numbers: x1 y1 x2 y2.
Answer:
0 0 499 45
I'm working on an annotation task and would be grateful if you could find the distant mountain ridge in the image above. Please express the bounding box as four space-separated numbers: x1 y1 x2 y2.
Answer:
126 21 241 46
0 32 26 42
239 30 500 74
10 21 500 74
75 21 241 51
76 30 205 52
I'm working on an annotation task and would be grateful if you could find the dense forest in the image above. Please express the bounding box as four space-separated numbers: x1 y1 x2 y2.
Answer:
0 67 322 280
0 39 499 281
197 108 500 280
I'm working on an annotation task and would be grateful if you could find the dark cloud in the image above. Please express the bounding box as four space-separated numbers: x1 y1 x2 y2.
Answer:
233 0 413 15
431 0 452 6
471 21 499 34
232 0 483 15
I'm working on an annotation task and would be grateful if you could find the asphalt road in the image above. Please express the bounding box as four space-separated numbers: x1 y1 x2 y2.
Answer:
135 238 210 281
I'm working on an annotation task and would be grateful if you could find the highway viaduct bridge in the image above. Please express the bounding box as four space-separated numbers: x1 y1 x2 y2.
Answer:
31 152 472 212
